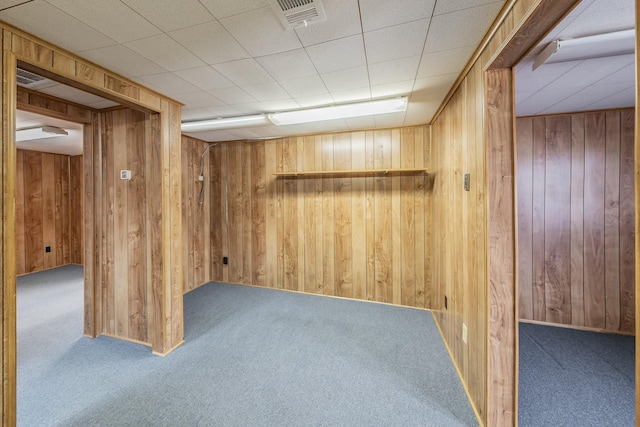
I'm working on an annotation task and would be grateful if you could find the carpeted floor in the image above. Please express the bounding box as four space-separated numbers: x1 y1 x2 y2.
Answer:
18 265 477 426
519 322 635 427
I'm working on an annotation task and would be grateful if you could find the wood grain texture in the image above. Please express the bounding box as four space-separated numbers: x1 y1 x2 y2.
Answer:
198 127 432 308
543 115 571 324
486 68 516 427
2 39 17 425
619 109 635 333
15 150 82 275
1 19 186 422
517 109 635 333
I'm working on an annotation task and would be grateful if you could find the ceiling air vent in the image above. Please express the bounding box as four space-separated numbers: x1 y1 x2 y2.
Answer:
16 68 46 86
268 0 326 30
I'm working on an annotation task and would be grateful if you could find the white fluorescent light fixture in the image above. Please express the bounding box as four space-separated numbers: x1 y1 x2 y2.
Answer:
181 114 269 132
533 29 635 71
268 97 408 126
16 125 68 142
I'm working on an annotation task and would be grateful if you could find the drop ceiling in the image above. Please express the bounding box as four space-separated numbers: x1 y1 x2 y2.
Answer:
0 0 507 141
0 0 635 144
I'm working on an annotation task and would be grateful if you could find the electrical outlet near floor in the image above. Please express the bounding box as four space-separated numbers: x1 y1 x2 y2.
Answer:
462 323 468 344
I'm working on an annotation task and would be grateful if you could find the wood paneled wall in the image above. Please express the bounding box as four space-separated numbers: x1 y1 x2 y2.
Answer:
517 109 635 334
70 155 83 265
15 149 82 275
184 127 434 307
430 1 579 425
431 70 488 421
181 136 211 293
98 108 149 344
2 23 185 423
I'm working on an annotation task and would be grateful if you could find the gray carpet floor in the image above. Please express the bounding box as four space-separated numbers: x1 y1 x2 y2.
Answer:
18 265 477 426
519 322 635 426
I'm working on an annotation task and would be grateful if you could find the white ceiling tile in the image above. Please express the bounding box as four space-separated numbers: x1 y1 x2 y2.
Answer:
220 6 302 57
169 21 249 65
313 118 350 133
39 84 112 105
359 0 436 32
370 81 415 98
279 76 329 97
364 19 429 64
547 0 634 41
586 87 635 111
306 35 366 74
434 0 504 16
345 115 376 131
136 72 200 97
125 34 205 71
199 0 270 19
208 86 256 104
424 2 503 53
181 108 221 122
330 87 372 103
213 59 274 86
202 105 243 117
87 100 120 109
407 73 458 123
374 111 406 128
368 56 420 86
295 0 362 46
46 0 160 43
417 46 475 78
243 82 291 101
260 99 300 112
78 45 166 77
550 55 634 90
294 93 335 108
122 0 214 32
173 91 225 109
174 66 235 91
0 0 31 9
232 102 267 114
321 67 369 92
0 0 117 52
257 49 318 81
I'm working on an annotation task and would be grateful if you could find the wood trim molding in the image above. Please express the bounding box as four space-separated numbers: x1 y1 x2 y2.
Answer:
2 37 17 425
635 2 640 423
485 67 517 427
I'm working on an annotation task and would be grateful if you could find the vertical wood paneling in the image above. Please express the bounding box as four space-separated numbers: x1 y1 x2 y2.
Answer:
334 133 352 298
251 142 266 287
42 154 55 269
544 115 571 324
98 108 155 345
619 110 635 333
351 132 366 300
604 112 621 331
210 143 222 281
15 150 24 274
126 109 146 342
532 117 546 320
584 112 607 329
570 115 585 327
400 128 416 307
516 118 533 320
24 152 43 272
200 127 433 309
321 135 335 296
374 131 392 303
517 109 635 333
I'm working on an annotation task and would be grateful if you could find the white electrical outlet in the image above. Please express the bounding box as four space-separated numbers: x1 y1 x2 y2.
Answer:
462 323 468 344
120 170 132 180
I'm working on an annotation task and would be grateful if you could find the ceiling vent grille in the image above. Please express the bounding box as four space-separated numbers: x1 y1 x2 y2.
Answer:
268 0 326 29
16 68 46 86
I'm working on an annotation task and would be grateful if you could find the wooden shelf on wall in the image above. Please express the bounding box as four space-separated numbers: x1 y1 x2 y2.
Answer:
273 168 428 177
